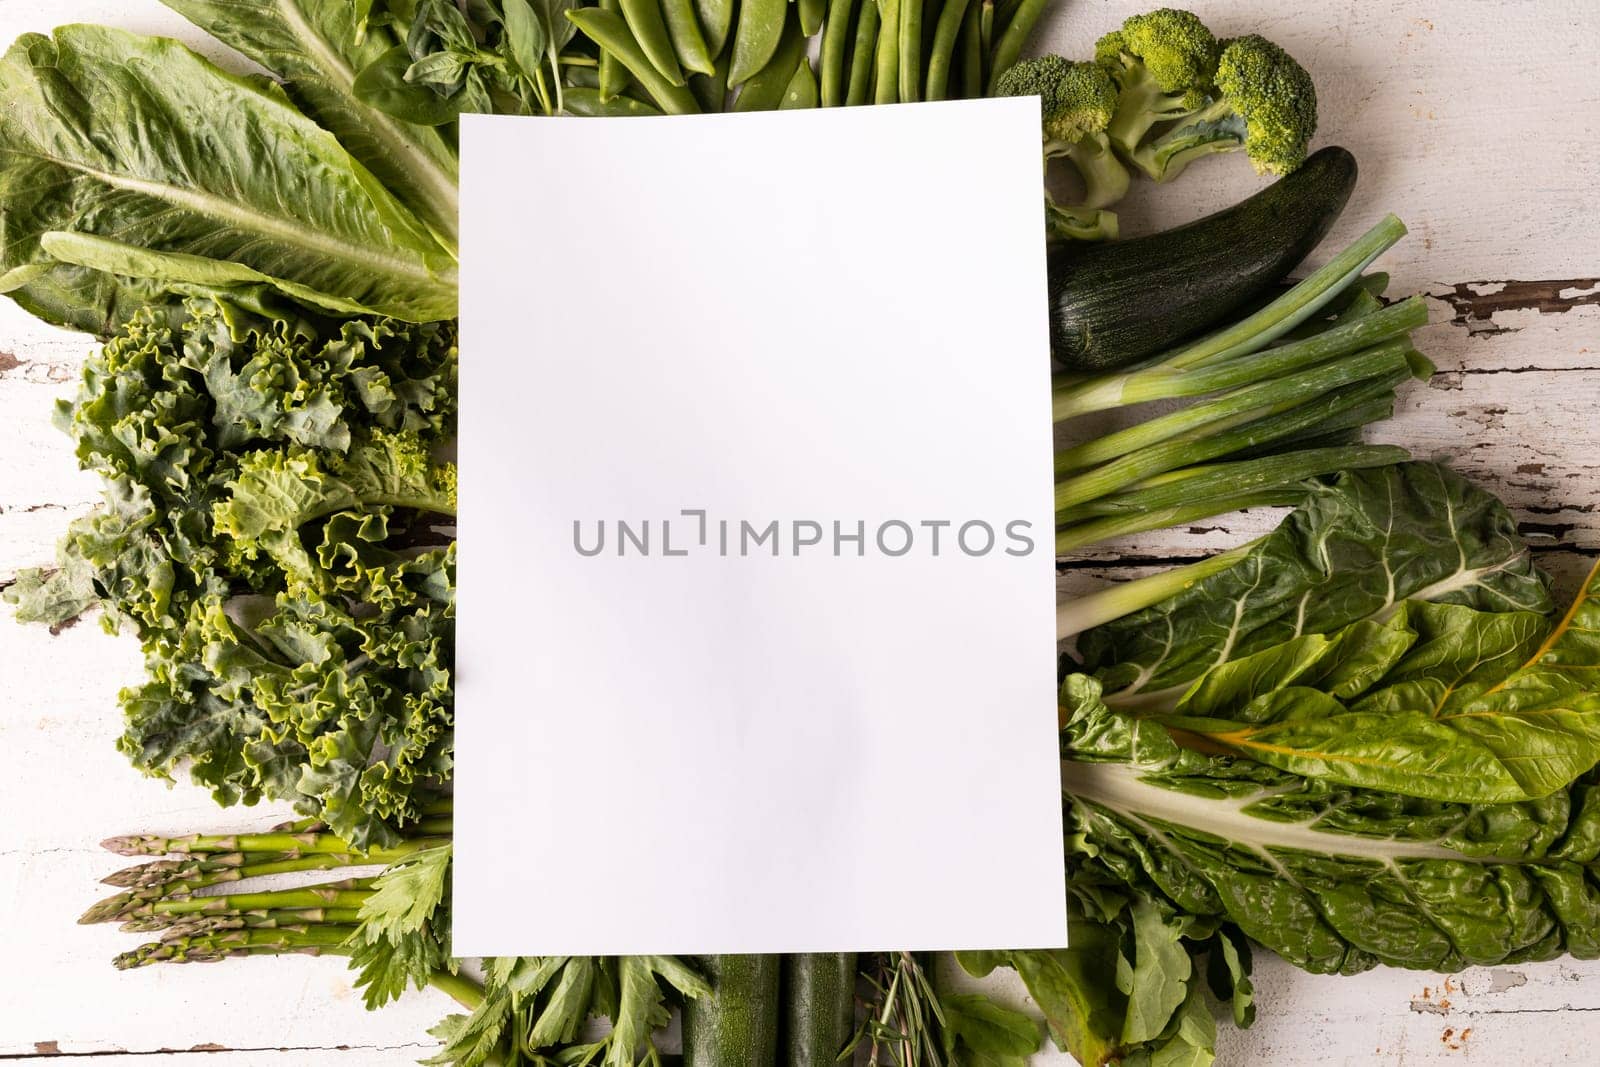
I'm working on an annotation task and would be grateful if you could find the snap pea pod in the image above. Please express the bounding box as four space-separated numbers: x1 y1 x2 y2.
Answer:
729 0 789 85
564 86 665 115
619 0 688 84
956 0 982 97
781 57 820 108
923 0 969 100
690 47 731 111
695 0 736 55
818 0 856 105
844 0 880 105
565 66 602 90
598 0 631 101
898 0 922 101
566 9 702 113
799 0 827 35
732 14 806 111
661 0 717 75
987 0 1046 90
874 0 901 104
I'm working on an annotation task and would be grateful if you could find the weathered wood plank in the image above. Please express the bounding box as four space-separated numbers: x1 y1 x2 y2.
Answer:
1 0 1597 1063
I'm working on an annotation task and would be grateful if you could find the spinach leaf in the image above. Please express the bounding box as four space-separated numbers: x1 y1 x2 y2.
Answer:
0 26 457 333
159 0 462 249
1080 463 1551 704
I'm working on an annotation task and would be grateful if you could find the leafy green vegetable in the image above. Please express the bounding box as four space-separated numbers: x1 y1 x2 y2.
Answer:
0 25 457 333
6 299 458 846
157 0 462 249
1031 559 1600 1062
351 844 455 1008
1074 462 1553 701
957 918 1230 1067
1065 557 1600 964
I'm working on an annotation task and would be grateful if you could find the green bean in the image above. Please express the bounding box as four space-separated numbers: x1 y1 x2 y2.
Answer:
978 0 993 66
819 0 856 105
780 57 820 107
619 0 688 84
598 0 631 101
799 0 827 36
660 0 717 74
844 0 880 105
986 0 1046 91
898 0 922 101
690 47 731 111
874 0 900 104
732 15 805 110
563 86 666 116
956 0 981 97
729 0 789 85
922 0 968 100
695 0 736 56
566 9 702 113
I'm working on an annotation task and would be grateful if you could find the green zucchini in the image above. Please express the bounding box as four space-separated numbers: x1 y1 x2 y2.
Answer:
683 954 782 1066
781 953 857 1067
1047 145 1358 372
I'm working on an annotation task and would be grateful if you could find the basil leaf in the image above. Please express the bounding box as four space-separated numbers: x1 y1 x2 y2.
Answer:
354 45 470 125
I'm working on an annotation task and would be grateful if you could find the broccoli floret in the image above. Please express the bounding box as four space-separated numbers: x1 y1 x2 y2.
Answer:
1127 34 1318 182
1095 8 1219 156
996 55 1130 241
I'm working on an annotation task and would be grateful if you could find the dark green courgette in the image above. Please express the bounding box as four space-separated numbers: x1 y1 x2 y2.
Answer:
781 953 857 1066
1047 145 1358 372
683 954 782 1066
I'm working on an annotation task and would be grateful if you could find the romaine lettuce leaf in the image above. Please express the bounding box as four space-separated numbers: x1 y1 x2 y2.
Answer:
0 25 457 333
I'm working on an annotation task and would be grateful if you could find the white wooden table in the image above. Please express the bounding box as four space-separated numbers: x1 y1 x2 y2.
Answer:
1 1 1597 1062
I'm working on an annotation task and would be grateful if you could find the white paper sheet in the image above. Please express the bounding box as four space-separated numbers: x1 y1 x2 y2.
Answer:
454 101 1065 956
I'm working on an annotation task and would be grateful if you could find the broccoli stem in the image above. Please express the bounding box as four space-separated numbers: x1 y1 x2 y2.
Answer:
1126 97 1242 182
1060 137 1130 209
1053 295 1427 420
1104 62 1198 155
1046 199 1118 242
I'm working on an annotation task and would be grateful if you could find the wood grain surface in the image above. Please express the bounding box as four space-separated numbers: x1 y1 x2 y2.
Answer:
1 0 1597 1063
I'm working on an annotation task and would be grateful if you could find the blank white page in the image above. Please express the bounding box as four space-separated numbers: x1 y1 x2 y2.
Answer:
454 100 1065 955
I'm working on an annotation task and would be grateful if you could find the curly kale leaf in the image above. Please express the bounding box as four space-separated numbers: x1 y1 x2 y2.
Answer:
9 299 457 846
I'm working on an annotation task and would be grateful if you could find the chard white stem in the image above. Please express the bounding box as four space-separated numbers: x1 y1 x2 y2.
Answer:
1061 760 1466 861
1057 542 1258 641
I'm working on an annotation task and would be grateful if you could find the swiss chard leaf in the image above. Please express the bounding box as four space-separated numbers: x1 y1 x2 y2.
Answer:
1080 463 1551 703
1062 561 1600 978
1157 572 1600 804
